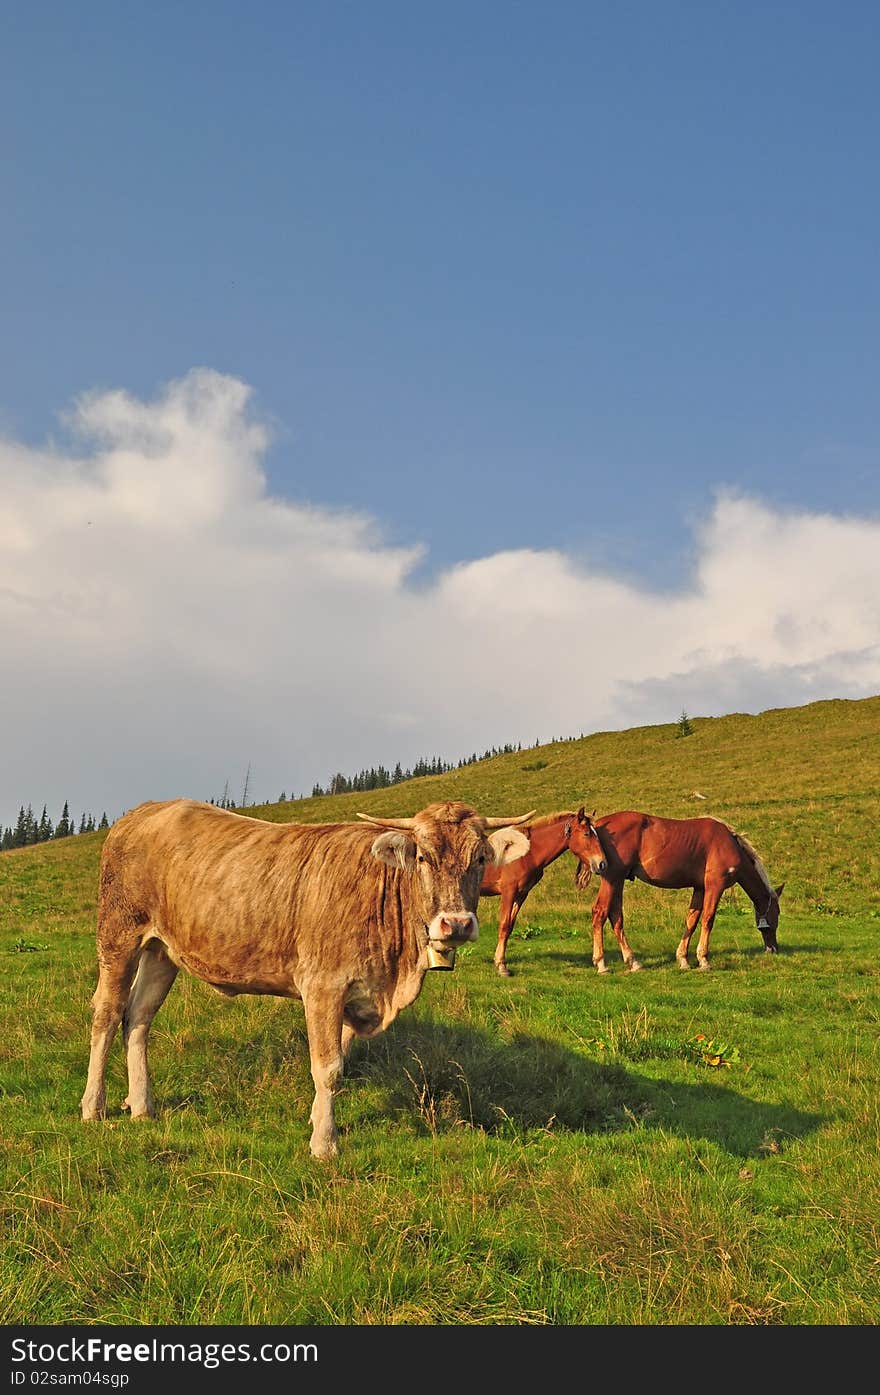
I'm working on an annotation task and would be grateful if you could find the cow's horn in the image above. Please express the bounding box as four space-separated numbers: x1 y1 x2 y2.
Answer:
356 813 416 829
483 811 536 828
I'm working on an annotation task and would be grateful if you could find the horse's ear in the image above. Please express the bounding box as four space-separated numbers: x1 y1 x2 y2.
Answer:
576 805 585 821
774 883 785 899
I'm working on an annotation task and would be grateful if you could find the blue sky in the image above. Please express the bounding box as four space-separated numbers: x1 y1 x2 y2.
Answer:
2 3 879 827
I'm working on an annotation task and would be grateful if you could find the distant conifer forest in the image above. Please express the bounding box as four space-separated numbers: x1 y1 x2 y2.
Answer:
4 736 592 852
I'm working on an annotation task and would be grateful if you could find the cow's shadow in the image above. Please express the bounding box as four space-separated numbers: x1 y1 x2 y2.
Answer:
344 1016 822 1159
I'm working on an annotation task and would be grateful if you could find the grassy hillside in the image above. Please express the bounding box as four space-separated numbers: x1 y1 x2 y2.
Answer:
254 693 880 918
2 694 879 1326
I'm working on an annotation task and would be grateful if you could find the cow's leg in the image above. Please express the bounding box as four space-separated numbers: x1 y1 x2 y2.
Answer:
591 878 615 972
676 889 703 970
121 942 178 1118
303 990 346 1160
608 885 642 972
695 881 725 970
494 889 522 977
81 952 139 1120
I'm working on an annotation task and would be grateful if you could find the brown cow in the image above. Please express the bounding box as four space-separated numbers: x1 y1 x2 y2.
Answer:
80 798 533 1158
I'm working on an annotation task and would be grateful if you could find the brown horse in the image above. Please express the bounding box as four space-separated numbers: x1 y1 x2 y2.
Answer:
575 811 784 972
481 808 607 976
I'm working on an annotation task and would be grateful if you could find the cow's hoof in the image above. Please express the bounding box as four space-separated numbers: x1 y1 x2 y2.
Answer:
310 1137 339 1161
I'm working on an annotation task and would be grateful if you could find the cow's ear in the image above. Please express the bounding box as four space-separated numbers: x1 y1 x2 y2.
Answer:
487 827 530 866
370 831 416 870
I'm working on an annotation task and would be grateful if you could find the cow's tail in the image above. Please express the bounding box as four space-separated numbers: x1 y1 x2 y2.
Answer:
574 860 593 892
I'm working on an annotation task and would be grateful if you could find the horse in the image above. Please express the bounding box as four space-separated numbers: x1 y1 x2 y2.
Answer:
481 808 607 976
574 811 784 972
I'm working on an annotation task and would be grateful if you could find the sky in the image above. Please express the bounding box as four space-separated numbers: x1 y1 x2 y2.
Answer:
1 2 879 830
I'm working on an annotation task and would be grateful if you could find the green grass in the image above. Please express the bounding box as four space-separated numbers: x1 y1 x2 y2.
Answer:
2 695 879 1325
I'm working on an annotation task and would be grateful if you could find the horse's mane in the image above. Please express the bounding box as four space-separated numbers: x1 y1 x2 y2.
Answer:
707 817 774 896
574 860 593 892
526 810 576 830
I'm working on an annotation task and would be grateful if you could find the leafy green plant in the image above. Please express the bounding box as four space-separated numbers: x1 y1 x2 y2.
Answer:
683 1033 741 1068
8 936 49 952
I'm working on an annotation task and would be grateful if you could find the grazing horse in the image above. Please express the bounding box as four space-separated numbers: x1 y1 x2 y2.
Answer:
481 808 608 976
575 811 784 972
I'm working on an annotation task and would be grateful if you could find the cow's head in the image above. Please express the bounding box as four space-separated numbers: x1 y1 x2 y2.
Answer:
359 801 533 945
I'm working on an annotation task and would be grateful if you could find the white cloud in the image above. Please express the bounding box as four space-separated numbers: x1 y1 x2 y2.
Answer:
2 368 878 829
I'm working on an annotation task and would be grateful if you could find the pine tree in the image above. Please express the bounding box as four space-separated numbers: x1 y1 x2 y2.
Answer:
676 710 695 739
55 801 71 838
98 812 109 829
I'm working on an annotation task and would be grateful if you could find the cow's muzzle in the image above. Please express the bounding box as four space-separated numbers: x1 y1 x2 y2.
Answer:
428 911 479 944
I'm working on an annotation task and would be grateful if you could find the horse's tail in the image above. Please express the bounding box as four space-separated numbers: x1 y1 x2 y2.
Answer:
574 859 593 892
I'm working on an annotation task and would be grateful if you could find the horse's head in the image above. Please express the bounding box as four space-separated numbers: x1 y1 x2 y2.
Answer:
568 806 607 885
756 883 785 952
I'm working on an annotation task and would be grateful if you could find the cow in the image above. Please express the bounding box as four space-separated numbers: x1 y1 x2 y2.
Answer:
80 798 534 1159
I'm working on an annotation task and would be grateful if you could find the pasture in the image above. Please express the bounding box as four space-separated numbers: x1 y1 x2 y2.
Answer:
2 696 879 1325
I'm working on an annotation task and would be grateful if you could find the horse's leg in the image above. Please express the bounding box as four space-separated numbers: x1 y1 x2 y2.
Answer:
695 881 725 970
591 878 615 973
607 885 642 972
494 887 522 977
676 889 703 970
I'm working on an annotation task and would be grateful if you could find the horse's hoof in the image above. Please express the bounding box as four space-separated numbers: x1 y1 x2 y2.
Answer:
697 961 711 972
495 964 511 978
629 960 643 973
677 959 691 971
595 963 609 974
